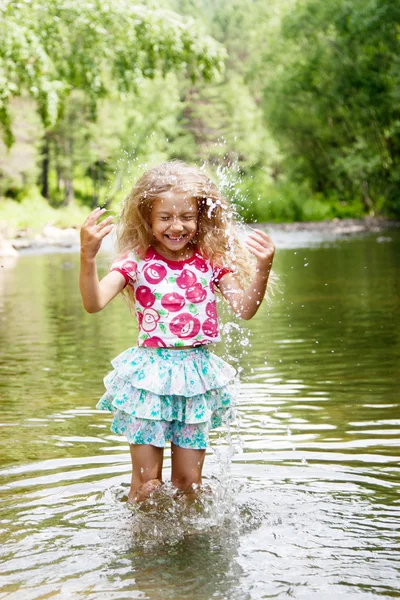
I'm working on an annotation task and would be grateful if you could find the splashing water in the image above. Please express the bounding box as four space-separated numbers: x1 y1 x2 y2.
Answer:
206 196 222 218
104 436 265 552
107 472 251 550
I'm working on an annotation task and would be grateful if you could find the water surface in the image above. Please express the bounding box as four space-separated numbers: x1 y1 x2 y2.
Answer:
0 229 399 599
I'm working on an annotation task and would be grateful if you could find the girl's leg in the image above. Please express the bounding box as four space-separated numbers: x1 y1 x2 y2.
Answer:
129 444 164 502
170 442 206 491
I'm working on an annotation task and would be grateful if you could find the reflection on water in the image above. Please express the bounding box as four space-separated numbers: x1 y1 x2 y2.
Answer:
0 230 399 599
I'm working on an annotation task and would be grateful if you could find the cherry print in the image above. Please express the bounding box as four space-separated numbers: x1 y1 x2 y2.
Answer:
202 317 218 338
161 292 185 312
142 336 167 348
206 301 217 319
143 263 167 284
169 313 201 339
135 286 156 308
186 283 207 304
129 256 222 345
176 269 197 289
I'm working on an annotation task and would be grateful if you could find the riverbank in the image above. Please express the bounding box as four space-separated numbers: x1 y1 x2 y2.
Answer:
1 216 399 256
259 216 400 235
0 224 80 256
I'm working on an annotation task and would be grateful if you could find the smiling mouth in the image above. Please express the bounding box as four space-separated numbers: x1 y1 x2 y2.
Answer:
165 234 187 242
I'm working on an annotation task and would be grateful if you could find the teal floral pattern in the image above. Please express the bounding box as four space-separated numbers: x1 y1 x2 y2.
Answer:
97 346 236 449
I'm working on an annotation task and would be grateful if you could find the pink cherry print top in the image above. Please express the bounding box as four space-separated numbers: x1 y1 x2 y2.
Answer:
110 247 232 348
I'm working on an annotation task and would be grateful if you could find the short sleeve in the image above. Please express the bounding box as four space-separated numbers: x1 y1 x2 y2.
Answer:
212 265 233 285
110 253 138 287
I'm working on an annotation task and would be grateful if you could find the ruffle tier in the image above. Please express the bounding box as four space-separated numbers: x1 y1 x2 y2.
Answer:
103 346 235 397
97 346 236 428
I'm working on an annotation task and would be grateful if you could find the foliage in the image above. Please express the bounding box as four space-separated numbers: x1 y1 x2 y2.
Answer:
0 0 226 145
0 186 89 234
262 0 400 215
235 172 367 223
1 0 400 223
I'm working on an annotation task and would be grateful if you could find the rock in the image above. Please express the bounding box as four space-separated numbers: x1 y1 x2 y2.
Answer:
42 224 80 245
10 223 80 250
0 233 19 257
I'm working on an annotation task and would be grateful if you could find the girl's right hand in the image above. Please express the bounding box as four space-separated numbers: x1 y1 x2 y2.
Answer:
80 208 114 260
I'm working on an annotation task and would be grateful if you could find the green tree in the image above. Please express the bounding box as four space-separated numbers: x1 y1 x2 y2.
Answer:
0 0 225 198
263 0 400 214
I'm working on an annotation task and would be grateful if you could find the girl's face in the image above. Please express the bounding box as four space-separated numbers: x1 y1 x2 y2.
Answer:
150 192 198 258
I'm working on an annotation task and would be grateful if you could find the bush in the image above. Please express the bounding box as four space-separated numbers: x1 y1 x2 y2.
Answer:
233 171 367 223
0 187 89 234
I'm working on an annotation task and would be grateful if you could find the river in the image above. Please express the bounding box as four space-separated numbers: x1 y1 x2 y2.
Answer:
0 228 399 599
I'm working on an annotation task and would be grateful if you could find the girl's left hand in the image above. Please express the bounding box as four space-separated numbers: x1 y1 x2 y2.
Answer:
245 229 275 276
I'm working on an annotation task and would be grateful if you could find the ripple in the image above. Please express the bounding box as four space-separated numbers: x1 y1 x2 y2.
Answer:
1 236 400 598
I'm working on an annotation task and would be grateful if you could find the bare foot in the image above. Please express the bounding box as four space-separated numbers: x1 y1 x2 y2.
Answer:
128 479 162 503
173 482 211 502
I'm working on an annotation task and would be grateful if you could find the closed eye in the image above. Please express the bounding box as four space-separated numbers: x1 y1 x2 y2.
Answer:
158 215 196 221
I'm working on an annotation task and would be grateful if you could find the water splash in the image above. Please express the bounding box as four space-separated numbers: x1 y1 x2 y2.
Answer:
106 461 266 552
108 479 238 548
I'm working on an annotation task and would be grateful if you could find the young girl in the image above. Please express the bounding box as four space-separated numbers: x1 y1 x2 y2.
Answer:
79 161 275 502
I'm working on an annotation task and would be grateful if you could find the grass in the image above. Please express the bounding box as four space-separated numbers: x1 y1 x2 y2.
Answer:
0 187 90 236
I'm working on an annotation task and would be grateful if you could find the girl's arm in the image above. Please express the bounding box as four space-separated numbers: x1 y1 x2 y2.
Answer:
218 229 275 320
79 208 125 313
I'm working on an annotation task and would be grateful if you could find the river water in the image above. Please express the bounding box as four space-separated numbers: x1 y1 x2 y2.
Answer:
0 229 399 599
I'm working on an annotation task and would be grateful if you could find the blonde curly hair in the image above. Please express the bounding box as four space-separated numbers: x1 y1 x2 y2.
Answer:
115 160 258 308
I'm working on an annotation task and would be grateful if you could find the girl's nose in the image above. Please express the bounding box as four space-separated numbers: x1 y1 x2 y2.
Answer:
170 218 184 231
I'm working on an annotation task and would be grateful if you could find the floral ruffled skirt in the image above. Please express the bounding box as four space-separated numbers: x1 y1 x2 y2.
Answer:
96 346 236 449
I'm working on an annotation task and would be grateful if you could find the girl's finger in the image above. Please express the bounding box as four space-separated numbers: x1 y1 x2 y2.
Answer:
94 208 107 219
248 232 273 245
99 224 114 239
247 235 267 246
248 236 274 251
246 241 263 253
97 216 114 230
249 228 270 239
247 235 275 251
85 207 106 225
246 246 265 261
246 240 274 259
246 238 270 252
245 242 265 256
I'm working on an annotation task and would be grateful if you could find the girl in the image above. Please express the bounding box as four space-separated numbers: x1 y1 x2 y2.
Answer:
79 161 275 502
